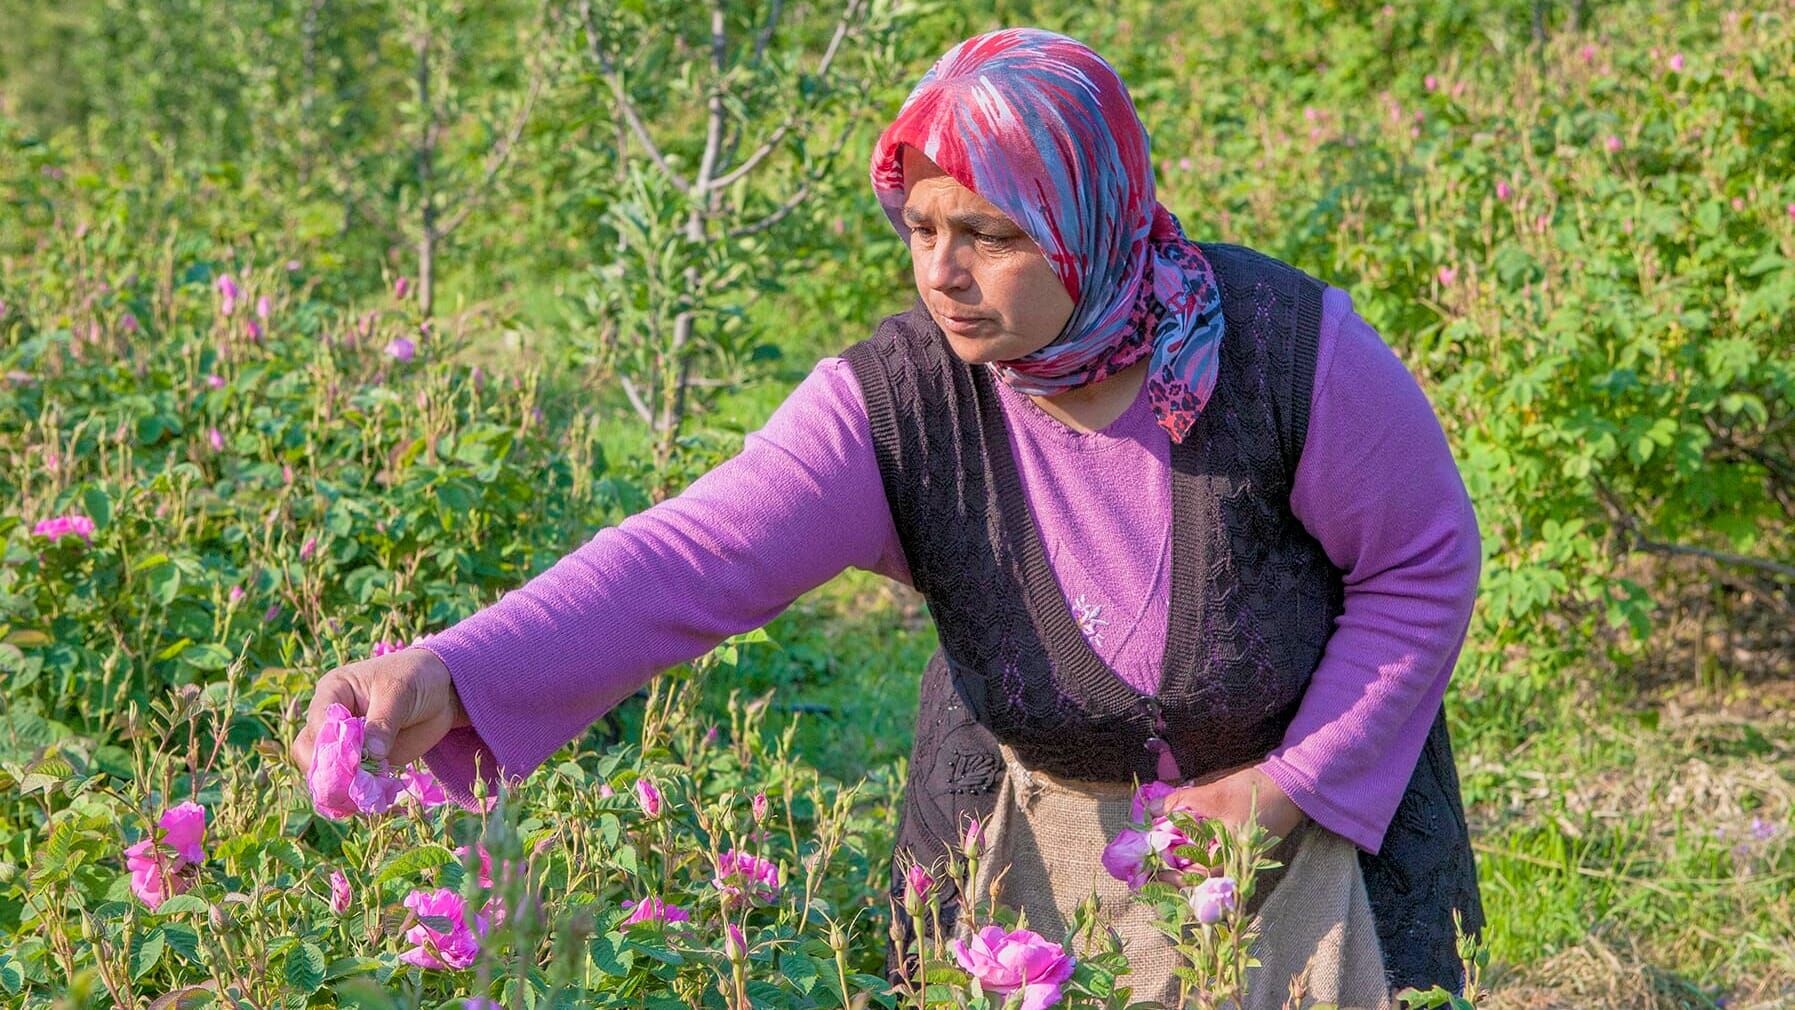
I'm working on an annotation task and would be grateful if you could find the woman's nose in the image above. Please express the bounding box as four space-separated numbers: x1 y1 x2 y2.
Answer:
921 237 972 292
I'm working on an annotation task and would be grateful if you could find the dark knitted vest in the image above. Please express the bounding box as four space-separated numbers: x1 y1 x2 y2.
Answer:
841 243 1484 993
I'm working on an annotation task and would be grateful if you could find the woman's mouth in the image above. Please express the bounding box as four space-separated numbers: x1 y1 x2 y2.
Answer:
941 313 992 334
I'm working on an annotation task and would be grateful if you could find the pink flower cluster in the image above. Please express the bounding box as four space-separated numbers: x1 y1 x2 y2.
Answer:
711 849 781 907
32 514 96 544
951 925 1076 1010
124 801 207 910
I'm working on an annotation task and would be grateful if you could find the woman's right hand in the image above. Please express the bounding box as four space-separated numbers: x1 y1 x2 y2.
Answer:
287 647 471 776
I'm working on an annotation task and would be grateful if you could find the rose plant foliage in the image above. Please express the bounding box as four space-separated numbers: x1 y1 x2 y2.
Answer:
4 0 1793 1005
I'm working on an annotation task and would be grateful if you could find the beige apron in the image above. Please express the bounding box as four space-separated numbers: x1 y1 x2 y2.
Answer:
960 743 1391 1010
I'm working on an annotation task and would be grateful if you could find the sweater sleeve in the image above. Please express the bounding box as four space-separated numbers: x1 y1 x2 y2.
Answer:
418 356 909 807
1258 285 1482 856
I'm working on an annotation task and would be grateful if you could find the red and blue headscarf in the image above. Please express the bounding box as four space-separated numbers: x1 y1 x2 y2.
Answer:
870 27 1225 444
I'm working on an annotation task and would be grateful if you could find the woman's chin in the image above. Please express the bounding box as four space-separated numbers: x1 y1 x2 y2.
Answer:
943 332 1021 365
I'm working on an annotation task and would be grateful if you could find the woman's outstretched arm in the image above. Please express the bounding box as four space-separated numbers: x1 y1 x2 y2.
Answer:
416 357 908 806
1258 285 1483 856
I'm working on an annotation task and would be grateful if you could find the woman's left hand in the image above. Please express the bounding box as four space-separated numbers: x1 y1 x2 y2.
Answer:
1161 764 1307 842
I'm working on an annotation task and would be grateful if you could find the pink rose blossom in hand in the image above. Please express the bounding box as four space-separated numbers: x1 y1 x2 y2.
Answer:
951 925 1077 1010
399 887 488 970
1101 827 1155 890
330 869 353 913
1189 876 1238 925
1130 781 1178 822
308 702 405 819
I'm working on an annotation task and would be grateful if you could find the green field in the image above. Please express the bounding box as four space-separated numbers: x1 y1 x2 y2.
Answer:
2 0 1791 1006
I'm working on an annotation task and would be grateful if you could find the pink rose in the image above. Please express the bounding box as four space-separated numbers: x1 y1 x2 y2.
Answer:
399 887 488 970
1605 134 1623 153
205 374 226 389
620 894 691 928
307 702 405 819
1189 875 1238 925
216 274 239 315
385 337 416 363
208 427 225 452
724 921 748 961
904 861 935 913
962 814 984 859
330 869 353 913
1437 265 1458 286
711 849 781 907
751 791 768 823
33 514 97 544
125 801 207 910
1130 781 1178 822
1101 827 1156 889
634 777 663 818
1668 52 1685 73
951 925 1076 1010
402 766 450 808
125 840 189 910
1495 179 1513 202
157 801 207 864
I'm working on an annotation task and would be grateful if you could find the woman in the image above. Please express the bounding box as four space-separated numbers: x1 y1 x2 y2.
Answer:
290 27 1482 1004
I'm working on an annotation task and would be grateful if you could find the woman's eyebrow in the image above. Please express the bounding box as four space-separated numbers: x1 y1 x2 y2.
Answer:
901 207 1015 231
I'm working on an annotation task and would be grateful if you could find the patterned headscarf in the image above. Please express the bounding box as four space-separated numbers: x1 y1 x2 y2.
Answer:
870 27 1226 444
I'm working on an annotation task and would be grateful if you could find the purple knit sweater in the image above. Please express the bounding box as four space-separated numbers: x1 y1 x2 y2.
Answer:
418 285 1481 855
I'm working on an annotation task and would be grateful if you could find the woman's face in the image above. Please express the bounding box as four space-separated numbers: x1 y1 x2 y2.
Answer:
901 145 1075 365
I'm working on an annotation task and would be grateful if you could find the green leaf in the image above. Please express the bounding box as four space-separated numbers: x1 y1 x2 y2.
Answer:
161 922 201 962
154 894 210 918
780 952 820 994
374 843 456 885
590 932 635 975
180 643 233 672
131 927 166 980
264 837 306 871
82 486 113 531
335 978 400 1010
285 941 326 993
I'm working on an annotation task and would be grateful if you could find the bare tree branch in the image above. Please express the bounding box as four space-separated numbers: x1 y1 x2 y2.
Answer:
618 373 656 428
436 28 550 239
724 114 854 240
751 0 784 64
1593 477 1795 582
726 178 813 239
707 0 862 192
695 0 728 193
579 0 692 194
